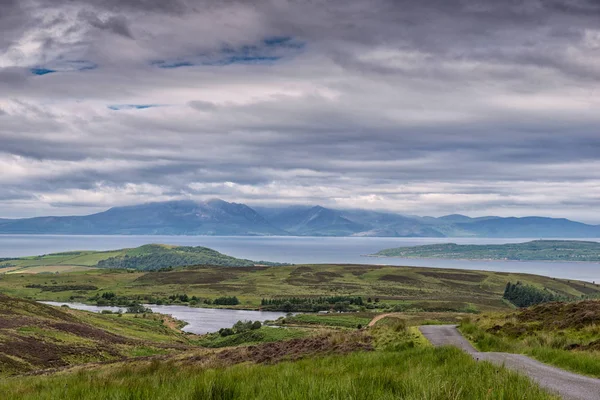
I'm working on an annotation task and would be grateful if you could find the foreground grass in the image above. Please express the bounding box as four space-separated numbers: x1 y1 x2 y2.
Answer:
459 301 600 378
0 346 557 400
281 313 374 329
197 326 308 348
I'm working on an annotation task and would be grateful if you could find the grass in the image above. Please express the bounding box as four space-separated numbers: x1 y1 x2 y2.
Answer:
197 326 308 348
0 294 194 376
281 313 374 329
459 300 600 378
1 263 596 313
6 266 96 274
0 297 558 399
0 346 557 400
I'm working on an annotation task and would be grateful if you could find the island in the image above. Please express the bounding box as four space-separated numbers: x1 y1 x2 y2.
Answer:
371 240 600 262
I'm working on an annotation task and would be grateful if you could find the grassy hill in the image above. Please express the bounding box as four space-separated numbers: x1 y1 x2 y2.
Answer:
460 300 600 378
373 240 600 262
0 244 278 273
0 293 193 376
1 264 598 312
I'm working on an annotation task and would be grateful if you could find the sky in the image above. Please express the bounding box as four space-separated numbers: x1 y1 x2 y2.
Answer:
1 0 600 222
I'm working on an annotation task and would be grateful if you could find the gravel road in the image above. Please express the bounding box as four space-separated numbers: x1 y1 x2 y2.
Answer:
419 325 600 400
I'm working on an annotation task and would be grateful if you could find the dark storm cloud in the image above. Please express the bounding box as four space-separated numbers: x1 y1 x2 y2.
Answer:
1 0 600 221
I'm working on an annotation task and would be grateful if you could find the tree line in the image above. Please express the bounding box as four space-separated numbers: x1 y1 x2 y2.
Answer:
503 282 562 308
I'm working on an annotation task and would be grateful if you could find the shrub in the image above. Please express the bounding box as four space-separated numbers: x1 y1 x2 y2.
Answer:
127 303 153 314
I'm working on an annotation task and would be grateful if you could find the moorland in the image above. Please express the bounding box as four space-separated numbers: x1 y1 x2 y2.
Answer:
2 244 600 399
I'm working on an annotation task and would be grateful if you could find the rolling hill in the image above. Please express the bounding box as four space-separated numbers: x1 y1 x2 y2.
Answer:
373 240 600 262
0 244 277 272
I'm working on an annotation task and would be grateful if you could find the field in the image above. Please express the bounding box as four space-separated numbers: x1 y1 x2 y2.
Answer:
460 300 600 378
0 264 598 312
7 266 97 274
0 316 557 400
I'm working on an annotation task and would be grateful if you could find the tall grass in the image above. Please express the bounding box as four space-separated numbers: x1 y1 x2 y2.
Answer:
0 347 557 400
460 320 600 378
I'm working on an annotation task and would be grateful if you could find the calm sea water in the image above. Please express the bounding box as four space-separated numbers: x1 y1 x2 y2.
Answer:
3 235 600 282
41 301 287 334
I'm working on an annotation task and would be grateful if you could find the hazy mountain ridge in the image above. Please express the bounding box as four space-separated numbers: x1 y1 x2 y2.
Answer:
0 199 599 237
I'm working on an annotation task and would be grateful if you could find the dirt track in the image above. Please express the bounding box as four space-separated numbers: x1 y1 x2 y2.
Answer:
419 325 600 400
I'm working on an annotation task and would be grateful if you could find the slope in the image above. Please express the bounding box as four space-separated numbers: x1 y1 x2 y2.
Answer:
0 294 191 376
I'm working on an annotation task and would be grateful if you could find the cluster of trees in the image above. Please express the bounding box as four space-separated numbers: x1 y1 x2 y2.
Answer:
126 303 153 314
503 282 562 308
91 292 242 307
218 320 262 337
260 296 365 312
213 296 240 306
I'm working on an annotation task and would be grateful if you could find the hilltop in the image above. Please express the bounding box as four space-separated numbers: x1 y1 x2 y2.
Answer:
0 244 278 273
373 240 600 262
2 199 600 237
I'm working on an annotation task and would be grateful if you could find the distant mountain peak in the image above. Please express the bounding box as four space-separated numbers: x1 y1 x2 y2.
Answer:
1 200 599 238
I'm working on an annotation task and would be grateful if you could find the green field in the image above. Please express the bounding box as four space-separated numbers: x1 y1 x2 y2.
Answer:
373 240 600 262
1 263 597 312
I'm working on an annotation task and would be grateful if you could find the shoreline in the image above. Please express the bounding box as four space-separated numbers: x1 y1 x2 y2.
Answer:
362 254 600 264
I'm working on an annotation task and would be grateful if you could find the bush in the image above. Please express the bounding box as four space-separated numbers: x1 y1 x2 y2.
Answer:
251 321 262 330
219 328 234 337
127 303 153 314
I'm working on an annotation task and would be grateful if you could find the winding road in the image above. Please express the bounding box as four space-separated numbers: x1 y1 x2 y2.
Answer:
419 325 600 400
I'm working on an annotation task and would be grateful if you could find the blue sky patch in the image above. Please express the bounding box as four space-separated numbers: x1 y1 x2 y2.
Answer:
153 35 305 69
31 68 57 76
30 61 97 76
108 104 161 111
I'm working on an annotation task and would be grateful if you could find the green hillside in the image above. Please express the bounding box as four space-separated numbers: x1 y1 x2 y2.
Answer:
1 264 598 312
373 240 600 262
0 293 192 376
0 244 278 273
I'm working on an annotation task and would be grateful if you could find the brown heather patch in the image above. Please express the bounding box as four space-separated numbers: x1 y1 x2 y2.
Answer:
135 270 235 285
378 275 421 285
417 271 487 283
516 300 600 330
185 332 373 367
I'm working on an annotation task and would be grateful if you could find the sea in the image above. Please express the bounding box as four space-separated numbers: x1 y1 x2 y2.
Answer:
1 235 600 283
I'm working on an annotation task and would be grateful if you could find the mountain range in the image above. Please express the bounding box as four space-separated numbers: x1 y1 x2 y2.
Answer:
1 199 599 238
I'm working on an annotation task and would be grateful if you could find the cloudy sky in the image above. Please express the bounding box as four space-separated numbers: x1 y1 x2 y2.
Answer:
1 0 600 222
